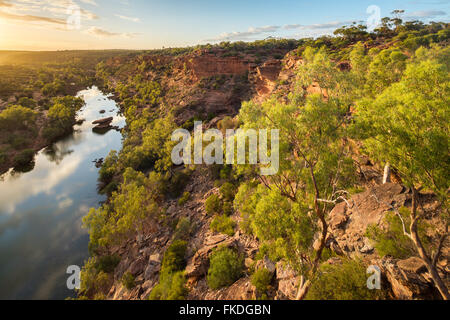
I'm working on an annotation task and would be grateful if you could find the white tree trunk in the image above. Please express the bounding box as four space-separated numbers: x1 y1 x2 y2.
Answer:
383 162 391 184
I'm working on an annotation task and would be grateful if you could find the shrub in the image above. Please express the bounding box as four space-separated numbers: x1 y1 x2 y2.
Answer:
178 192 191 206
205 194 221 215
13 149 35 168
95 255 121 274
222 201 233 216
306 259 386 300
366 208 429 259
220 182 236 202
150 240 189 300
251 268 273 294
17 97 37 109
173 217 191 241
210 215 236 236
207 247 243 289
0 105 37 130
121 272 135 290
161 240 188 274
149 271 187 300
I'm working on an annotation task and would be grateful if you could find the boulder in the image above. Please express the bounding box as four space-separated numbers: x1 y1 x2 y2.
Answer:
128 257 146 276
381 257 437 300
275 262 300 300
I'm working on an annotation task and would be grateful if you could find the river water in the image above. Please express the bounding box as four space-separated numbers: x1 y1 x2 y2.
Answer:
0 87 125 300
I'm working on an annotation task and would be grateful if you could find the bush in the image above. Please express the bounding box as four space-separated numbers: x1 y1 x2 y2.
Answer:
121 272 135 290
149 271 187 300
150 240 189 300
306 259 386 300
220 182 236 202
251 268 273 294
95 255 121 274
222 201 233 216
0 105 37 130
210 215 236 236
207 247 243 289
13 149 35 168
178 192 191 206
173 217 191 241
161 240 188 274
366 208 429 259
205 194 221 215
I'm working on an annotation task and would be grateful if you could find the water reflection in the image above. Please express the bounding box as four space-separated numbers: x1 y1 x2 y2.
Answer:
0 87 124 299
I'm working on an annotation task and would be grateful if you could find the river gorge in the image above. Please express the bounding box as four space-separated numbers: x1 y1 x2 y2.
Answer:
0 87 124 299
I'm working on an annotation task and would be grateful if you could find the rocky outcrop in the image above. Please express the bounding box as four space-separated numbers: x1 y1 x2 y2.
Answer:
328 183 408 258
254 60 282 96
275 262 299 300
381 257 439 300
186 54 251 80
185 234 238 280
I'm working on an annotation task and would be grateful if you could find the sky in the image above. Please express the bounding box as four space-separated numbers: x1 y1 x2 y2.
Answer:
0 0 449 51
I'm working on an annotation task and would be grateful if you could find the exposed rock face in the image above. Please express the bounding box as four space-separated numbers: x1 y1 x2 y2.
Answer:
254 60 282 96
275 262 299 300
186 54 251 80
381 257 439 300
328 183 408 258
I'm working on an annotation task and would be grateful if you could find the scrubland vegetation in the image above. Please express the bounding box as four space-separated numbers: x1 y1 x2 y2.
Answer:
77 16 449 300
2 15 446 300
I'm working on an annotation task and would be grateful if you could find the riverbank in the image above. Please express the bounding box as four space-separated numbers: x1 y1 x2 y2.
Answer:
0 86 126 299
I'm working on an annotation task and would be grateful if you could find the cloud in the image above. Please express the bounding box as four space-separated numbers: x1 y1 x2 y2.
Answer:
115 14 140 23
85 26 140 38
406 10 447 20
0 0 12 7
80 0 98 6
284 20 355 31
0 10 66 25
206 20 358 42
206 25 281 41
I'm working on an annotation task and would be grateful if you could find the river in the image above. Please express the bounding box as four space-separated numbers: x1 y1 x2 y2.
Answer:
0 86 125 300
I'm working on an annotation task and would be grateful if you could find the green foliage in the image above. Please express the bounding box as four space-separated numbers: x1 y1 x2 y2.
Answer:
210 215 236 236
220 182 236 202
121 272 135 290
150 240 188 300
0 105 37 130
13 149 35 168
251 268 273 295
161 240 188 274
207 247 244 290
44 96 84 141
78 258 111 299
173 217 192 241
98 150 119 184
366 208 430 259
178 192 191 206
205 194 222 215
83 168 161 252
17 97 37 109
95 255 121 274
235 185 316 270
306 259 386 300
149 271 187 300
354 48 449 201
365 48 408 96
